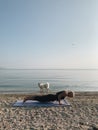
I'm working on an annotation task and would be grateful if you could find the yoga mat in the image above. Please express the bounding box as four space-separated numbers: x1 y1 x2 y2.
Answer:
13 99 70 107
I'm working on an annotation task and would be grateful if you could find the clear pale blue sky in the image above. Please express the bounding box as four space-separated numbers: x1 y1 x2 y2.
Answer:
0 0 98 69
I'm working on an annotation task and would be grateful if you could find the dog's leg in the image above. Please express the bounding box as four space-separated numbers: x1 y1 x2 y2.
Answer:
40 88 44 95
39 86 41 93
47 88 49 93
45 88 48 94
40 88 43 93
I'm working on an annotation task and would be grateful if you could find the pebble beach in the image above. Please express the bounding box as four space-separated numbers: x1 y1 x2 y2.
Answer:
0 92 98 130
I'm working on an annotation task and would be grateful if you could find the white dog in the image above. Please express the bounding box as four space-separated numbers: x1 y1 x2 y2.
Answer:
38 82 49 93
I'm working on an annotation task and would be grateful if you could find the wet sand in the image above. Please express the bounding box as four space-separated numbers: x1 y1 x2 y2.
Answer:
0 92 98 130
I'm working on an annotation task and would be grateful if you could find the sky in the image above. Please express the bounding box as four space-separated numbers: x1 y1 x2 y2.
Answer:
0 0 98 69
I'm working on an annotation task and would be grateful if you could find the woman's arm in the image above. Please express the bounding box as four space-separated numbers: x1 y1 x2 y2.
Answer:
57 91 67 105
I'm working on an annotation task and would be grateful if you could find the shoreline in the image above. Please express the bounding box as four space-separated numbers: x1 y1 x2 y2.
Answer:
0 91 98 130
0 91 98 95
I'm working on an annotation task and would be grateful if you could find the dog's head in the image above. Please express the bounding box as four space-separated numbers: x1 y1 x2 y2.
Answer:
38 83 43 89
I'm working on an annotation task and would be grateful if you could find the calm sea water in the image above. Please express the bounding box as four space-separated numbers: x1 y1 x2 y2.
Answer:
0 69 98 93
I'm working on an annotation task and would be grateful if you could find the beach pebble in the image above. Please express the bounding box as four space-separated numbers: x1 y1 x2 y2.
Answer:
0 94 98 130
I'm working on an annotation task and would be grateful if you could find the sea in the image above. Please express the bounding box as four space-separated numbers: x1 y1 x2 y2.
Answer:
0 69 98 94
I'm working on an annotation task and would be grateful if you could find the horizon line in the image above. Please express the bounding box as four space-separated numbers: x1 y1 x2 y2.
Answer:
0 67 98 70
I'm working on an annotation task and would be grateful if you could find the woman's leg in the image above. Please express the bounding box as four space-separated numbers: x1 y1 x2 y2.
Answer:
23 95 36 103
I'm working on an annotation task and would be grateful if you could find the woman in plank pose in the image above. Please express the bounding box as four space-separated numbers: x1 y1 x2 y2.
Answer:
23 90 75 105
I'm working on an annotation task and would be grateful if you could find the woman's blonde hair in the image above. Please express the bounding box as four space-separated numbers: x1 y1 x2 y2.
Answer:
67 90 75 98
